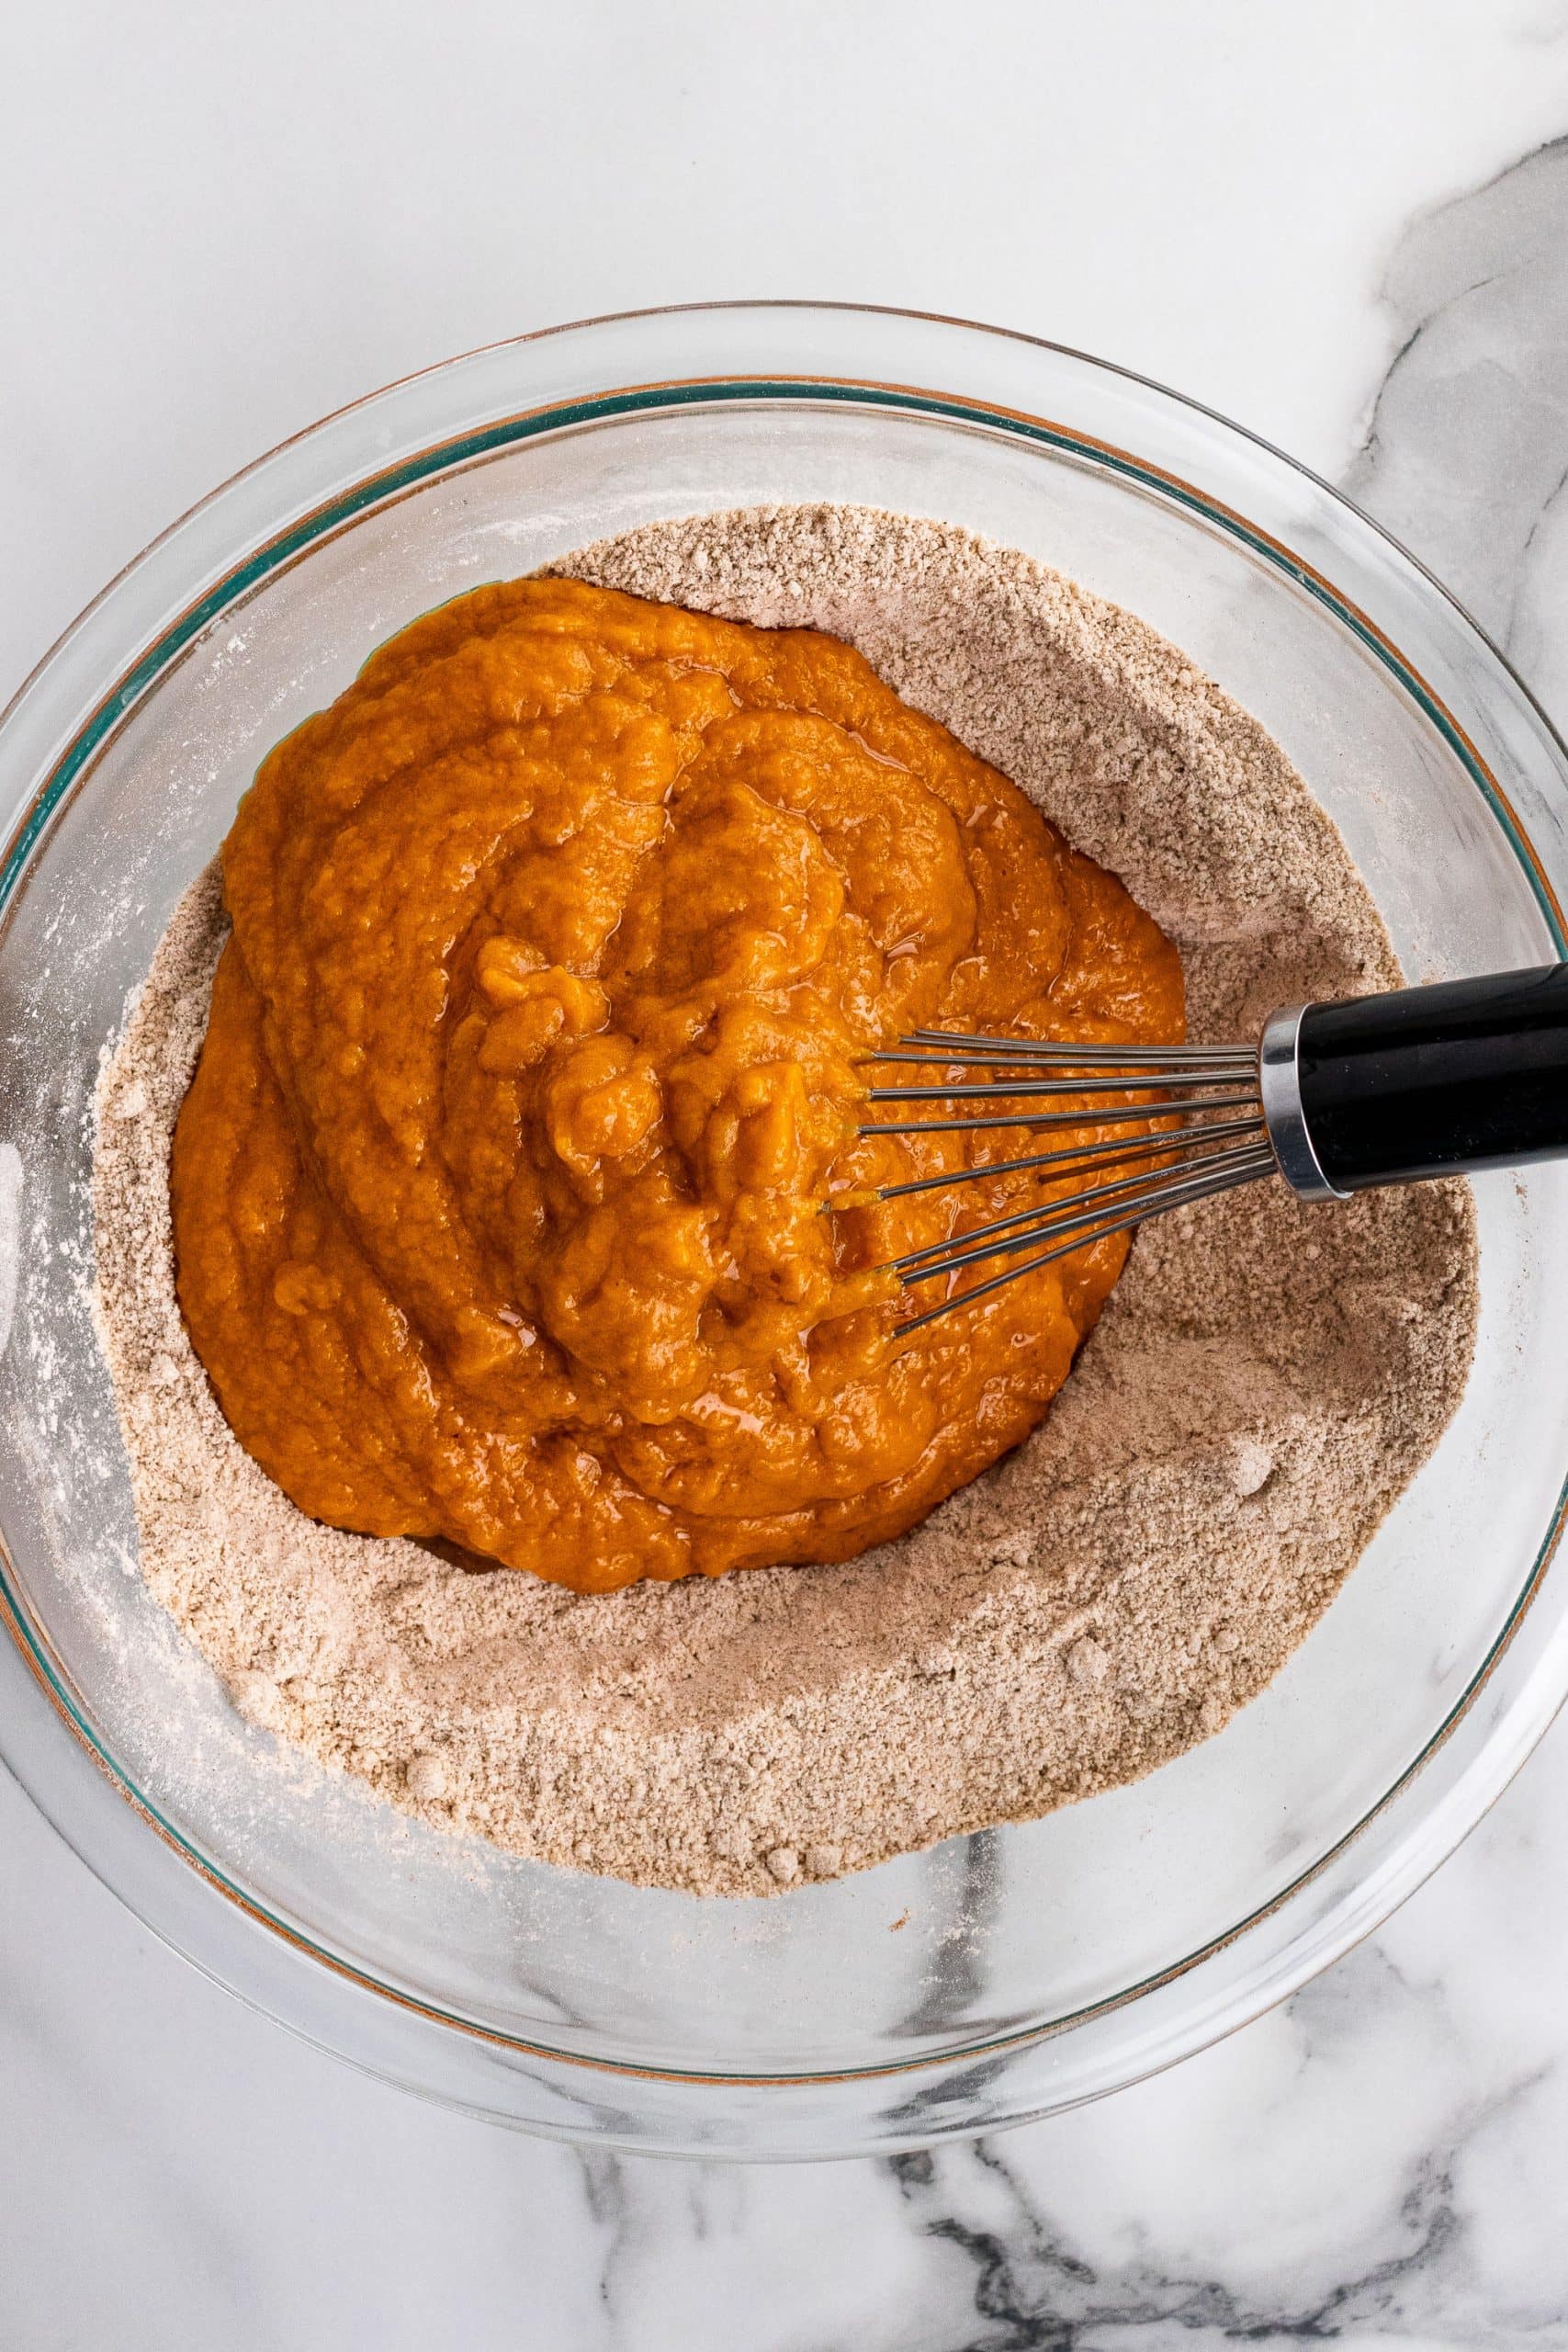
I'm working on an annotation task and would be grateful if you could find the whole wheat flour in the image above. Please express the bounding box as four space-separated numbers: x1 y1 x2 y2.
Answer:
90 505 1479 1896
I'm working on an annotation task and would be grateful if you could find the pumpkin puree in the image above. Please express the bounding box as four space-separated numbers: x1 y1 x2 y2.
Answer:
171 579 1183 1591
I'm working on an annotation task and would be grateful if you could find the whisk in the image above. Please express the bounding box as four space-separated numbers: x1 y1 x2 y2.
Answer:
843 965 1568 1329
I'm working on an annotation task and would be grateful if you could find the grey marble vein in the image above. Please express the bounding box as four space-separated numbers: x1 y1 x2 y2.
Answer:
1346 132 1568 716
877 2088 1548 2350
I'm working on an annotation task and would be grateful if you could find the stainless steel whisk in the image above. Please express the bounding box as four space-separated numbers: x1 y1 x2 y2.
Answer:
840 965 1568 1329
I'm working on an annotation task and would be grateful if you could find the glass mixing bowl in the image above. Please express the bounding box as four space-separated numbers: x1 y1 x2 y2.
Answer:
3 304 1567 2159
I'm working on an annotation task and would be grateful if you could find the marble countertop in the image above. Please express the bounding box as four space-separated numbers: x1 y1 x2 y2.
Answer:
6 5 1568 2342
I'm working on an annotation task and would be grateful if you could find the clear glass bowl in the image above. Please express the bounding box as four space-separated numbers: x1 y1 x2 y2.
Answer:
3 304 1567 2158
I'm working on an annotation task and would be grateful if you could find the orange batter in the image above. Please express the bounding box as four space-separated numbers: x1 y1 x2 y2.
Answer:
171 579 1183 1591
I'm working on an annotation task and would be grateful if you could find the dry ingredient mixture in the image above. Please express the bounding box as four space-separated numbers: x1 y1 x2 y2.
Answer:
170 579 1181 1590
92 505 1479 1896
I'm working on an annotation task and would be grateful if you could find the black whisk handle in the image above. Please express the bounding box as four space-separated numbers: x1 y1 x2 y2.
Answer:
1265 963 1568 1197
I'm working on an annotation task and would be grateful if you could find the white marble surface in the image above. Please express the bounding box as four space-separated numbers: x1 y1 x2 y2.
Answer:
6 4 1568 2342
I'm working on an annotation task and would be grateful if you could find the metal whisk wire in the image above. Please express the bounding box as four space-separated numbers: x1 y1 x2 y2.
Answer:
898 1143 1277 1330
823 970 1568 1329
839 1029 1277 1329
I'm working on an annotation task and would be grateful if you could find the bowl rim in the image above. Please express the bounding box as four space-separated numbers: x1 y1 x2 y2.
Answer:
4 299 1567 2143
8 299 1568 945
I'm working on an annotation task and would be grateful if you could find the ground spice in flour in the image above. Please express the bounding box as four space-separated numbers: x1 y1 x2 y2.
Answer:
91 505 1479 1896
